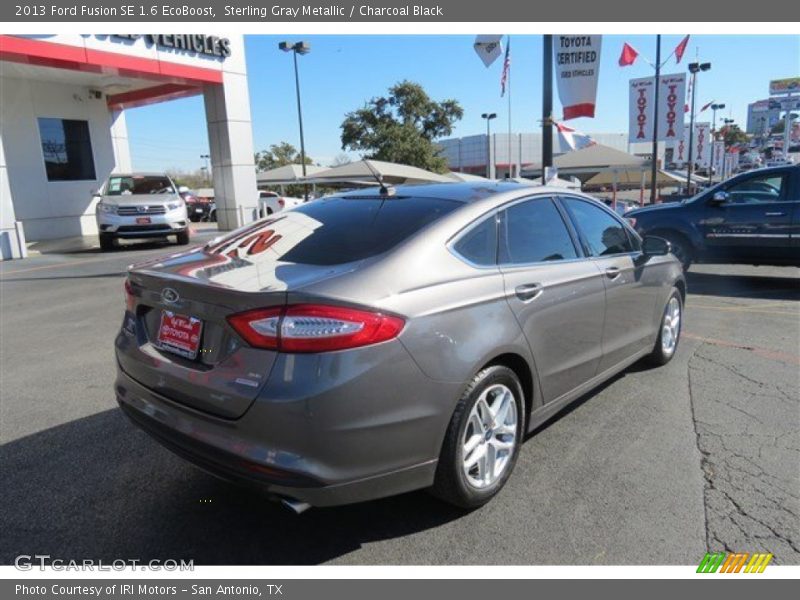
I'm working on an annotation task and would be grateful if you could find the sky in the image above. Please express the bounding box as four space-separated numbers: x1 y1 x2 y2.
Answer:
126 34 800 172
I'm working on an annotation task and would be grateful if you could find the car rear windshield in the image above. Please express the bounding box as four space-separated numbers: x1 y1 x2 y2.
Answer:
106 176 174 195
209 195 461 266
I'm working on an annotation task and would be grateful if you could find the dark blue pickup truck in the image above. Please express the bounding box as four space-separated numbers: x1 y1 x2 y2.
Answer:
626 165 800 269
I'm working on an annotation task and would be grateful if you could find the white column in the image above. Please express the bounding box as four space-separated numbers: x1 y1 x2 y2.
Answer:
0 127 25 260
109 108 132 173
204 70 258 231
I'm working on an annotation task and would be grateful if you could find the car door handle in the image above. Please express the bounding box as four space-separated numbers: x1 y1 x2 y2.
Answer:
515 283 543 302
765 211 786 217
604 266 622 280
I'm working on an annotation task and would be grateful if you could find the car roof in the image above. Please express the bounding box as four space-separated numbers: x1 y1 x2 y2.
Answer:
335 181 582 203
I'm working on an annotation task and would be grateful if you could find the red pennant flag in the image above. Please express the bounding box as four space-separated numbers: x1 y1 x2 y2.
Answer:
675 35 690 64
700 100 715 112
619 43 639 67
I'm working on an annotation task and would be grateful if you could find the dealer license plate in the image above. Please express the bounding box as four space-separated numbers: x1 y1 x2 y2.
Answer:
156 311 203 359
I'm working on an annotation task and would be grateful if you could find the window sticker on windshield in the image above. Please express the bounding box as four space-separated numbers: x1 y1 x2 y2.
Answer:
109 180 121 192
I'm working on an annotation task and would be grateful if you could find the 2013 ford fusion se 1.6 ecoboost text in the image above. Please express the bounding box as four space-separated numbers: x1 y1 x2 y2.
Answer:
115 182 685 510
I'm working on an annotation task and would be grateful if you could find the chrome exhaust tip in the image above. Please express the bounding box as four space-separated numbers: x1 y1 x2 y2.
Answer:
281 497 311 514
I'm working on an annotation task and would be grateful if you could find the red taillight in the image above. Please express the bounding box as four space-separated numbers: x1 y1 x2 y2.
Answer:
226 304 405 353
226 307 282 349
278 198 285 207
124 278 135 312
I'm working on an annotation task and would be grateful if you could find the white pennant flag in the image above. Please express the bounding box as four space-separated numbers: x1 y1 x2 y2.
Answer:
473 35 504 68
555 121 597 152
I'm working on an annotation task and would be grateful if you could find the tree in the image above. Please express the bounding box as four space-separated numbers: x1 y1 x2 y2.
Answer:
166 169 209 190
340 80 463 173
254 142 313 172
330 153 352 167
719 124 748 147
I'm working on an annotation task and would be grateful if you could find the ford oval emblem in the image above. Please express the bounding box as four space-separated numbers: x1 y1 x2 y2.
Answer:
161 288 180 304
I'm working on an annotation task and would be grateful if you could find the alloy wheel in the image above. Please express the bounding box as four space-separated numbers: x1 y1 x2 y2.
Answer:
461 384 518 489
661 296 681 355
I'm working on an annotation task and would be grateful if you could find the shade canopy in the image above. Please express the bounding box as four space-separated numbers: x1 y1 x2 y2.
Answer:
584 169 683 188
521 144 648 180
304 159 453 185
256 164 327 186
554 144 646 170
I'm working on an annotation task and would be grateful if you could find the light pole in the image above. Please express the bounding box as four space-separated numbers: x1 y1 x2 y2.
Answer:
481 112 497 179
649 35 661 204
710 103 725 136
200 154 210 184
686 61 711 193
279 40 310 201
542 35 553 176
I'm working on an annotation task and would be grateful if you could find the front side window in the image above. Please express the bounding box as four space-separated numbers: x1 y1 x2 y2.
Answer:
723 173 788 204
37 118 96 181
499 197 578 264
562 197 634 257
106 176 175 195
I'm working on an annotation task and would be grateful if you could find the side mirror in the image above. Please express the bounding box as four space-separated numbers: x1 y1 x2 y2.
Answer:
642 235 671 257
710 190 729 205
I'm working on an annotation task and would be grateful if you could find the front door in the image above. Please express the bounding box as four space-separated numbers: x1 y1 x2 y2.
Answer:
700 170 794 263
498 196 606 403
560 196 662 373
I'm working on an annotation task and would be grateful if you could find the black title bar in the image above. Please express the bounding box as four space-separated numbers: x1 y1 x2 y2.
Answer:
3 0 795 22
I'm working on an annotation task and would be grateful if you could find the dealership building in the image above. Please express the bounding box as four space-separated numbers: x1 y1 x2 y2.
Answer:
0 34 258 259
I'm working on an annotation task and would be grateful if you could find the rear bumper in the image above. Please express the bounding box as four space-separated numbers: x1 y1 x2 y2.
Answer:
115 345 460 506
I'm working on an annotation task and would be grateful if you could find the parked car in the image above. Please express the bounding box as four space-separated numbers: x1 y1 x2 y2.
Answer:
625 165 800 269
94 173 190 251
258 190 304 216
116 183 684 511
604 198 639 215
180 187 211 222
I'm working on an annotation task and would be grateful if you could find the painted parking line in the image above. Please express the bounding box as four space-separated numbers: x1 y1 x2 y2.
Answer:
687 302 799 317
683 332 800 366
0 256 127 277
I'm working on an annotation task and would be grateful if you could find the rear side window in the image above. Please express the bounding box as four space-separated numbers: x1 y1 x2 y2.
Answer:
209 196 460 266
499 198 578 264
453 215 497 266
562 197 633 256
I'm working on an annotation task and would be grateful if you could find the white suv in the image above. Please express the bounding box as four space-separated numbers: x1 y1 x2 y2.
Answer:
95 173 190 251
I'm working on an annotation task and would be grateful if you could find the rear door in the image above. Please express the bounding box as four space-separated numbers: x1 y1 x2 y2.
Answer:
700 170 794 262
498 196 606 403
560 196 662 373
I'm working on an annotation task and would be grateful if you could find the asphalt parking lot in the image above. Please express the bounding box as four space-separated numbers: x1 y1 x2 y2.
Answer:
1 232 798 566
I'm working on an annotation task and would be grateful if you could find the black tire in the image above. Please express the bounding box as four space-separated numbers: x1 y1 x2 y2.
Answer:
430 365 525 509
645 288 683 367
657 231 693 271
175 230 191 245
209 210 217 223
99 233 116 251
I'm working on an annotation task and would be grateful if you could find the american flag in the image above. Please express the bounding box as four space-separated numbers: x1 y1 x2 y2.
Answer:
500 39 511 96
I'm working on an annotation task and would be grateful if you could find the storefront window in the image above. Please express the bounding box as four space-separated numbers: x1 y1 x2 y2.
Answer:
37 118 96 181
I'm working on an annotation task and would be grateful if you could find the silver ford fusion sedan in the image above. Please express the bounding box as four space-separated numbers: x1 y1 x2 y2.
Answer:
116 183 685 510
